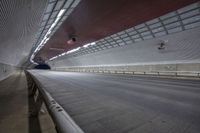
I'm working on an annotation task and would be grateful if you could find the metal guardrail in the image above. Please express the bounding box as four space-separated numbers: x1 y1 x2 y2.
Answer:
25 71 84 133
64 69 200 78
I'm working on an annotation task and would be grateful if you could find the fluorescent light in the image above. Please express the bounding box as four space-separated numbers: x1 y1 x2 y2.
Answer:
47 30 52 35
30 0 82 64
91 42 96 45
44 38 49 44
83 43 90 48
30 57 38 65
48 9 65 32
31 8 73 64
49 47 81 61
67 47 80 53
33 9 66 53
57 9 66 18
61 53 65 56
49 56 57 61
83 42 96 48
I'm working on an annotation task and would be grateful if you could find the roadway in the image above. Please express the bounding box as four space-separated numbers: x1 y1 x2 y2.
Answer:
30 70 200 133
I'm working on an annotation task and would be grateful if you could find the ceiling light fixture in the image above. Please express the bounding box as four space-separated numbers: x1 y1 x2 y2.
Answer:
48 42 96 61
49 47 81 61
30 9 66 64
83 42 96 48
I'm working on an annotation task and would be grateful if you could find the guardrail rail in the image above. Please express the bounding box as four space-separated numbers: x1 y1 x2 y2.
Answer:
60 69 200 78
25 70 84 133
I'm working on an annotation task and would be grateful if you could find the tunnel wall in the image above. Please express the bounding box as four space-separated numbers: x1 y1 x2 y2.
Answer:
51 63 200 72
49 27 200 74
0 62 18 81
0 0 48 67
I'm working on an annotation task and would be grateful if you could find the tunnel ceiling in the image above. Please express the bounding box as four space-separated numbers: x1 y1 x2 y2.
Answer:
0 0 48 66
33 0 199 63
55 2 200 60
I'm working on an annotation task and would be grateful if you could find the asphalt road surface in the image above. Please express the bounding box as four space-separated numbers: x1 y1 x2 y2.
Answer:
30 70 200 133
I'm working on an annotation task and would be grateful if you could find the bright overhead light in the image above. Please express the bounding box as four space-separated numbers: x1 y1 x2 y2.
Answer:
67 47 80 53
61 53 65 56
30 9 67 64
91 42 96 45
30 55 38 65
30 0 83 64
31 0 82 64
44 38 49 44
49 47 81 61
57 9 66 18
83 43 90 48
83 42 96 48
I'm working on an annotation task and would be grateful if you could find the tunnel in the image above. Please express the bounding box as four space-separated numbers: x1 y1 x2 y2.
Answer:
0 0 200 133
34 64 51 70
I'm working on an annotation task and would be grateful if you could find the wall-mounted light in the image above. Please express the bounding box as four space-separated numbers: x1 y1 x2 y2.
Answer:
158 40 168 50
67 35 77 45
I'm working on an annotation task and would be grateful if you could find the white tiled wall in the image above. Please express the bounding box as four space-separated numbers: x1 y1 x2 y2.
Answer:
0 62 17 81
49 27 200 69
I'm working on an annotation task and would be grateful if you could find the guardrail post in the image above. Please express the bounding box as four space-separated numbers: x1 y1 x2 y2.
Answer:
25 72 44 117
28 87 44 117
35 92 44 115
27 76 36 97
175 72 177 77
29 83 37 97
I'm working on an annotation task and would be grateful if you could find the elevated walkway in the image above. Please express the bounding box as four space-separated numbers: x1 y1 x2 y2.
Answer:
0 71 56 133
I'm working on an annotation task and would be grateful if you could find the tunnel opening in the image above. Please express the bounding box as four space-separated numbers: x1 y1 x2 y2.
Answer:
34 64 51 70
